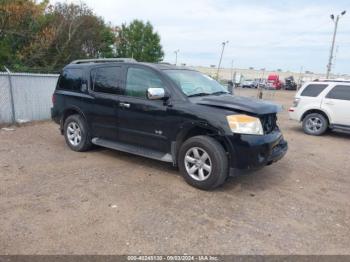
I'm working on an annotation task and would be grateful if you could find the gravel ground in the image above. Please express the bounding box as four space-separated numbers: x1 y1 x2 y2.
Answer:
0 89 349 254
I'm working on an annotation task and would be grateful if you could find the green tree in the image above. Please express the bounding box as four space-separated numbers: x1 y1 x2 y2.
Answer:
20 2 116 72
0 1 116 72
116 19 164 62
0 0 48 70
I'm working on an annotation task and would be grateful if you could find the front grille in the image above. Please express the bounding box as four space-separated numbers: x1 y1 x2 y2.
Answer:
260 114 277 134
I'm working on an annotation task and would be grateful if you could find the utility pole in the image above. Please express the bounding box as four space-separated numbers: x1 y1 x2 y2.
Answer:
257 68 266 99
216 41 229 80
4 66 16 124
333 45 339 73
326 11 346 79
174 49 180 65
230 59 234 81
298 66 304 90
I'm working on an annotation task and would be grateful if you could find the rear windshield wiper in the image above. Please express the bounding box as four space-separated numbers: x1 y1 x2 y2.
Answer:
187 92 211 97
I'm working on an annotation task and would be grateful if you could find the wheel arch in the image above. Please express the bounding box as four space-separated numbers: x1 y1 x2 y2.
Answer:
60 106 87 134
172 123 230 166
301 109 330 124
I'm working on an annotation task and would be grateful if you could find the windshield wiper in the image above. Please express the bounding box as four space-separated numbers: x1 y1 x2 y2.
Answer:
187 92 211 97
211 91 229 95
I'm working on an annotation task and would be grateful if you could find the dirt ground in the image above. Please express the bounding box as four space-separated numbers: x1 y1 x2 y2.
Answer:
0 89 349 255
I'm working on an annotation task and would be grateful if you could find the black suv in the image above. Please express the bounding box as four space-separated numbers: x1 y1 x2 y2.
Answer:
51 58 287 190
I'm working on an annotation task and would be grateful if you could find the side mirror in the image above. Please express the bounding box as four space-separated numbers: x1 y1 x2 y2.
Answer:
147 88 166 100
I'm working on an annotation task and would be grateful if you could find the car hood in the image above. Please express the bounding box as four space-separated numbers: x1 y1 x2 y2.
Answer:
194 94 282 115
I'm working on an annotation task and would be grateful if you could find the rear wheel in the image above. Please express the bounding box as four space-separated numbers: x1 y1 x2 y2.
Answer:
302 113 328 136
64 114 92 151
178 135 228 190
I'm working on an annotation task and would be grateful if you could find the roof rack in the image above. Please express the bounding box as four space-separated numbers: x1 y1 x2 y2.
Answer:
70 58 137 64
314 79 350 83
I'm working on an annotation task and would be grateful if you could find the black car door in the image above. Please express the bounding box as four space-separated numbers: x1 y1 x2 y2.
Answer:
117 65 170 153
88 65 123 141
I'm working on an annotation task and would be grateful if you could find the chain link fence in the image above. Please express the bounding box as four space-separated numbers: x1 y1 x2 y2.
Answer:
0 71 59 125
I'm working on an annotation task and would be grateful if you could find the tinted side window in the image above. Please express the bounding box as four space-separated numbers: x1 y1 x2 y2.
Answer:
125 68 164 98
91 66 122 94
326 85 350 101
57 68 83 92
300 84 328 97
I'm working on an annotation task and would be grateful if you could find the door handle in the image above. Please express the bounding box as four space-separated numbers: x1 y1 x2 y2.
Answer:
324 101 334 106
119 102 130 108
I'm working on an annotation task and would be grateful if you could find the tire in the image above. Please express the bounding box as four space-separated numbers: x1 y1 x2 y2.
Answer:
63 114 92 151
178 135 228 190
302 113 328 136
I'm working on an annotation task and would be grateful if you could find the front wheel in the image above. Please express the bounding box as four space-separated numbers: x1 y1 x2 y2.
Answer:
178 136 228 190
302 113 328 136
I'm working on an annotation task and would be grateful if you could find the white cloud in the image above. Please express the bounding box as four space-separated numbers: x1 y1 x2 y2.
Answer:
52 0 350 73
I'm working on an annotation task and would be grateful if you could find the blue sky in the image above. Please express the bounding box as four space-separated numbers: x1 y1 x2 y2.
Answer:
54 0 349 74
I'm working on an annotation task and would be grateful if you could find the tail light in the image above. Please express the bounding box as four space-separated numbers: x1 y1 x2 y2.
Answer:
52 94 56 105
293 98 300 107
292 98 300 107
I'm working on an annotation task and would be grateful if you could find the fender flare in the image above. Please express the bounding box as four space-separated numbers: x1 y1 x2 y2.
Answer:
60 106 88 133
171 121 234 166
301 108 331 124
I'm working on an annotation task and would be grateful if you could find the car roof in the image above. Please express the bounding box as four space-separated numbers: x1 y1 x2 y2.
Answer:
63 60 195 72
307 80 350 85
143 63 192 71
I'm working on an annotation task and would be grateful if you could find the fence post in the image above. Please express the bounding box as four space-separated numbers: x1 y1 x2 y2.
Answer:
4 66 16 124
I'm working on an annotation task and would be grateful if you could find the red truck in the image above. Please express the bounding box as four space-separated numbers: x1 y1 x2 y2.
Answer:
267 74 282 90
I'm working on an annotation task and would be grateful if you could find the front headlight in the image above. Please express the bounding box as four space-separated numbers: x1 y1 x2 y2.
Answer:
226 114 264 135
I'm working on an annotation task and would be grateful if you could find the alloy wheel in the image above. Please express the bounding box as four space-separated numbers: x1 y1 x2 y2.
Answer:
67 121 82 146
184 147 212 181
306 117 323 133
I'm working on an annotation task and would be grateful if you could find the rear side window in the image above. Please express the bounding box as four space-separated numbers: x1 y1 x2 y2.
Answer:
326 85 350 101
300 84 328 97
91 66 122 94
57 68 83 92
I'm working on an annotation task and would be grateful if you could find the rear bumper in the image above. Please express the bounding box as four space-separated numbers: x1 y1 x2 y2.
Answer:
51 107 60 124
226 130 288 170
288 107 300 121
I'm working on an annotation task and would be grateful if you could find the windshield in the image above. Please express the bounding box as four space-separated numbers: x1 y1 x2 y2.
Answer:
164 70 228 97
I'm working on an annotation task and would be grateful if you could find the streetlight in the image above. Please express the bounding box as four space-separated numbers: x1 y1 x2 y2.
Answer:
230 59 234 81
298 65 304 90
174 49 180 65
326 10 346 79
257 68 266 99
216 41 229 79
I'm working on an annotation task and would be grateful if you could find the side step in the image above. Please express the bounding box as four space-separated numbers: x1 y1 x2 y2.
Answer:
330 124 350 133
91 138 173 163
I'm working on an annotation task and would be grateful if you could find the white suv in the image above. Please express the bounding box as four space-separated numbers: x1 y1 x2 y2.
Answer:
289 81 350 135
